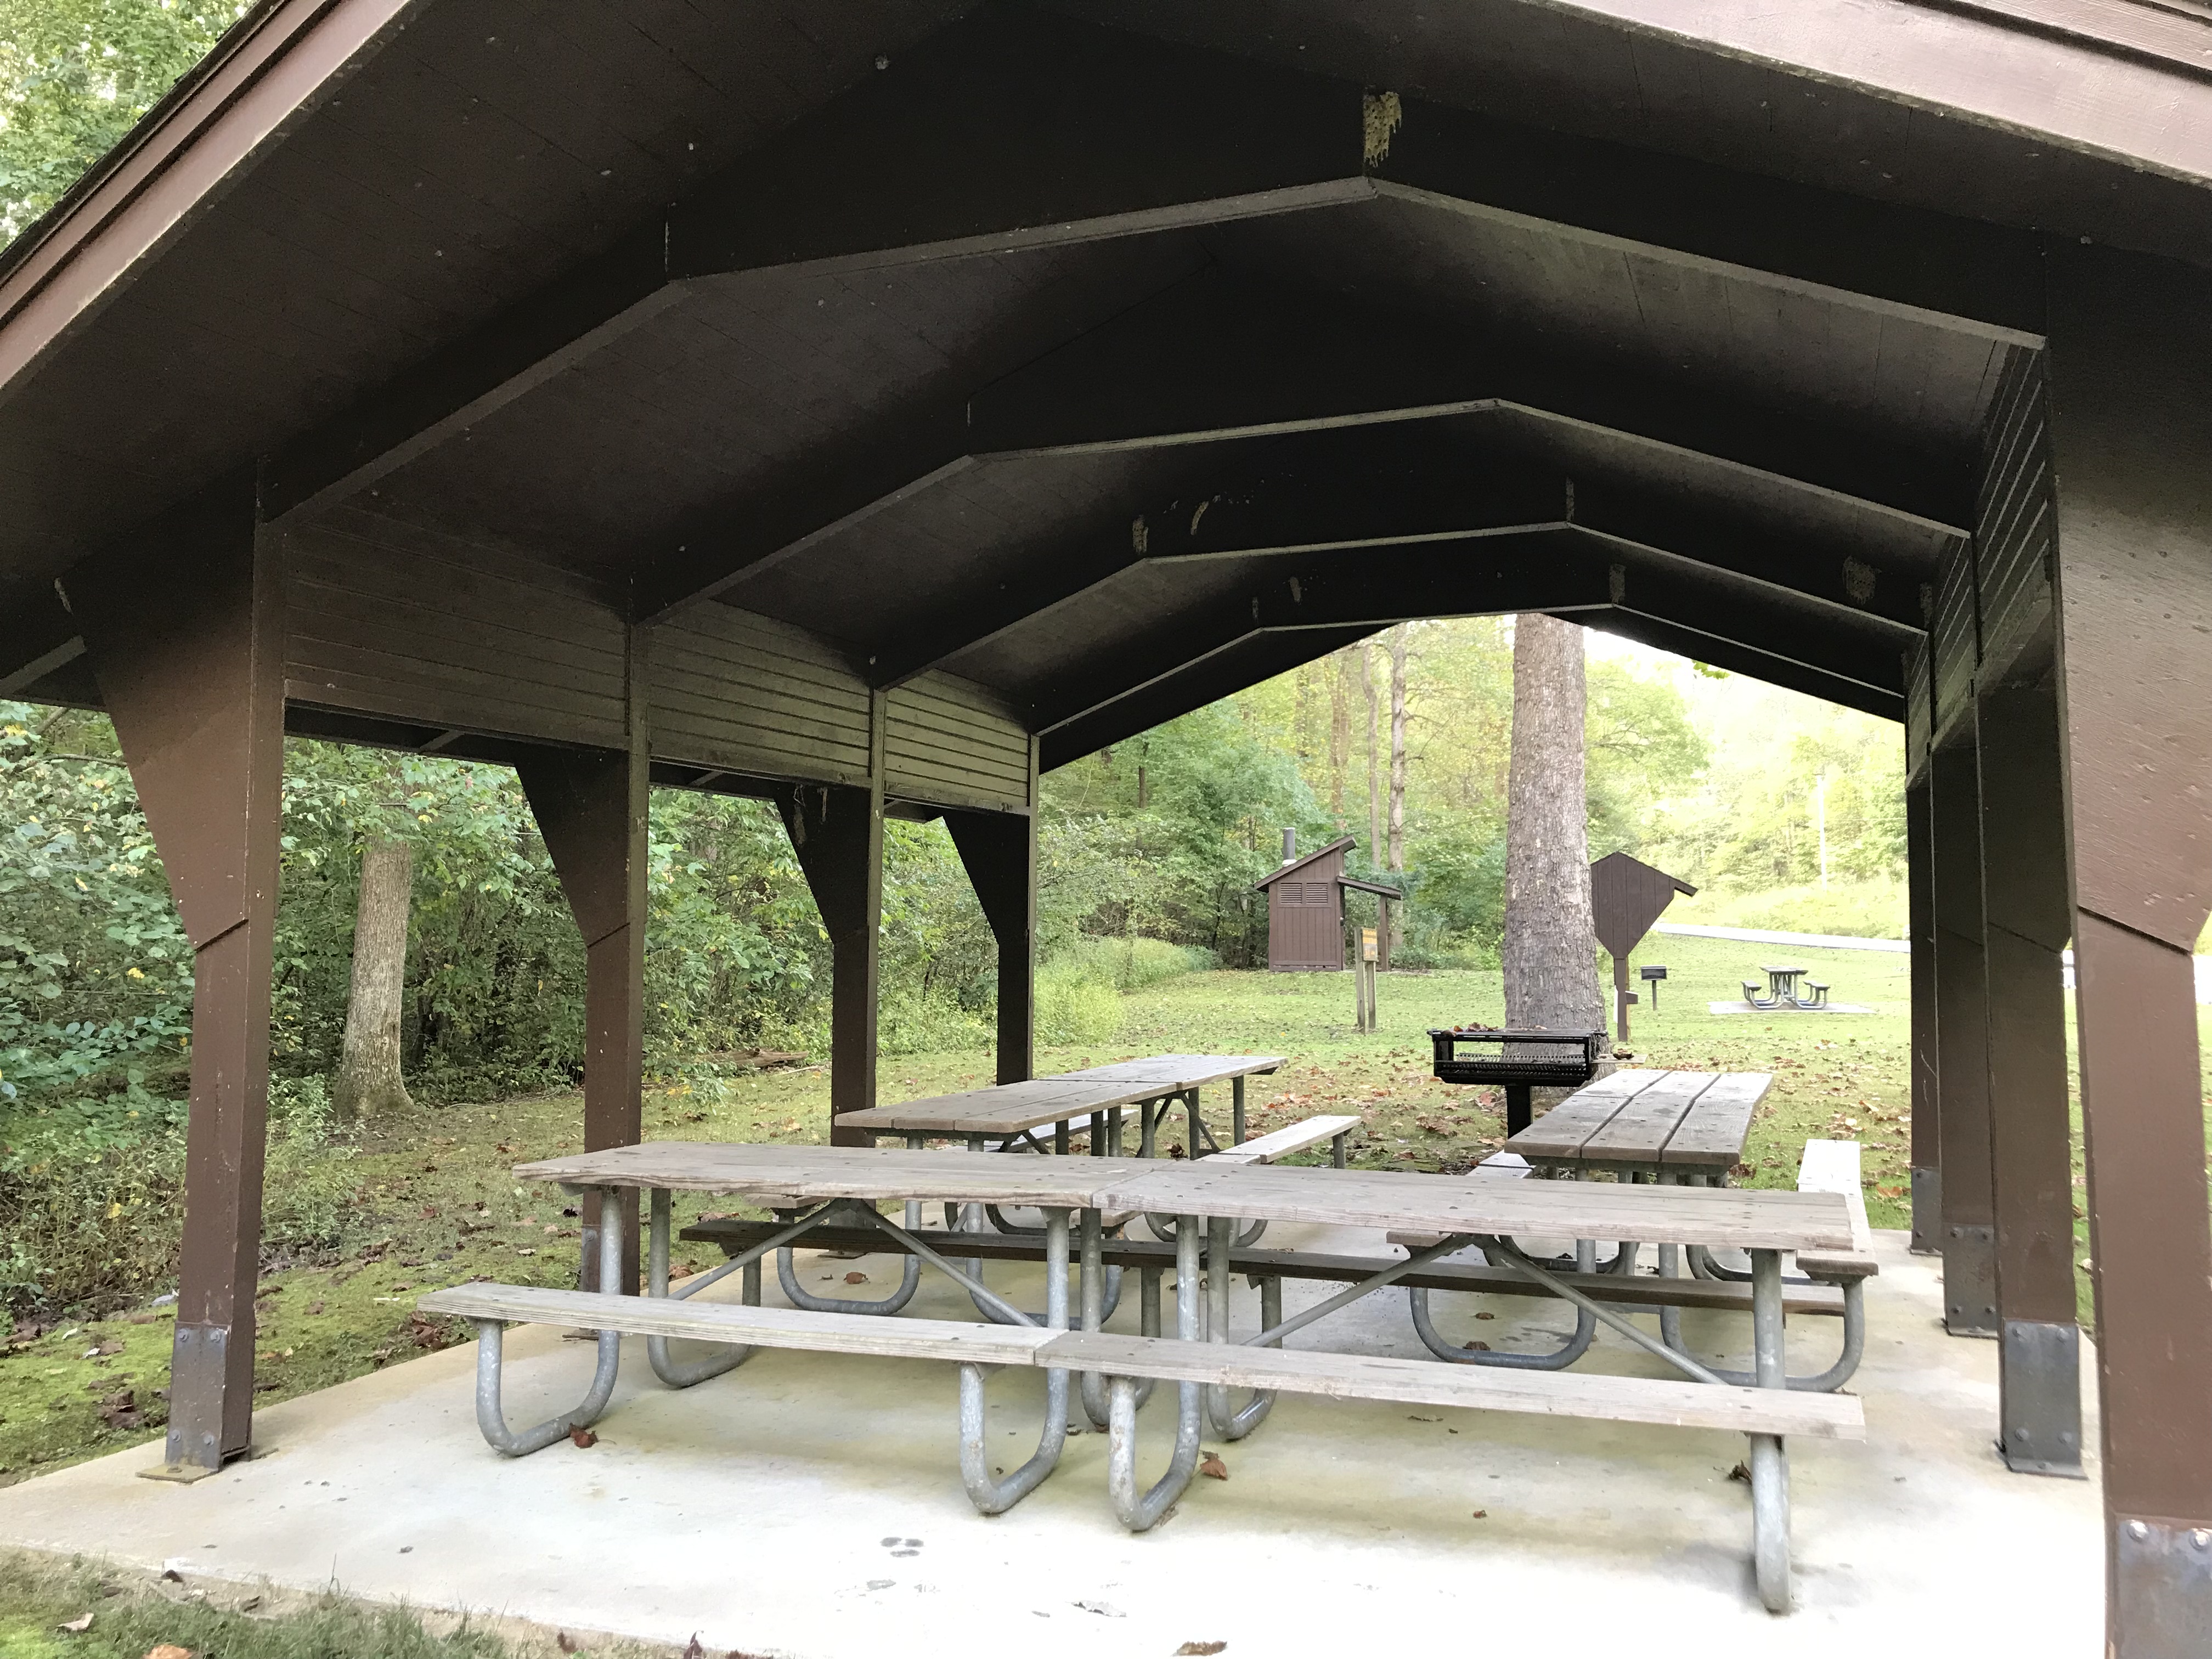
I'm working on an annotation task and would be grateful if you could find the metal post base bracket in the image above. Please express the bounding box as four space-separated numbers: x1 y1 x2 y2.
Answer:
1942 1223 1999 1336
1908 1166 1941 1256
1999 1319 2085 1479
2114 1518 2212 1659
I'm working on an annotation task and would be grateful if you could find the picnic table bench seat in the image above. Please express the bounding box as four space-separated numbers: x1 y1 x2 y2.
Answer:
415 1283 1865 1445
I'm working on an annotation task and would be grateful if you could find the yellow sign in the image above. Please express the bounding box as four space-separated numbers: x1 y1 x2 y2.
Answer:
1360 928 1378 962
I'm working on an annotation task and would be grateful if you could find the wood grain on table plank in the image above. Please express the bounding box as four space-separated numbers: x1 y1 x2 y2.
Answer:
1091 1160 1855 1250
1579 1072 1714 1164
1506 1069 1666 1161
416 1283 1061 1365
517 1143 1854 1249
512 1142 1149 1205
1052 1053 1285 1088
1037 1332 1865 1439
838 1078 1139 1134
1659 1073 1773 1167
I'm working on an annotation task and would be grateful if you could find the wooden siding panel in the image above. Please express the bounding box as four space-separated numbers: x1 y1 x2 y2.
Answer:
885 672 1032 810
1268 847 1345 970
1905 639 1933 779
281 515 628 746
1974 349 2056 678
648 604 872 784
1931 542 1979 741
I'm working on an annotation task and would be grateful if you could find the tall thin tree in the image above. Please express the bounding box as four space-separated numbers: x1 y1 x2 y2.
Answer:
1386 625 1411 952
1503 613 1606 1034
1329 646 1355 828
1362 641 1382 864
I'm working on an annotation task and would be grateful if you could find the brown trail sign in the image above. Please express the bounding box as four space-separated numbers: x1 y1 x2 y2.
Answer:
1590 852 1697 1041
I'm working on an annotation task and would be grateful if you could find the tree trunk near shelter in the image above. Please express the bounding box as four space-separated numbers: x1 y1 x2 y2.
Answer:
334 835 415 1117
1329 646 1354 828
1503 614 1606 1038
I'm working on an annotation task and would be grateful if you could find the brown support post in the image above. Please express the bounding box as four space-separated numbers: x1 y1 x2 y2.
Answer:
517 626 648 1293
946 808 1037 1086
72 478 284 1475
1905 772 1941 1255
1930 735 1998 1336
2047 243 2212 1652
781 695 884 1141
1977 653 2084 1478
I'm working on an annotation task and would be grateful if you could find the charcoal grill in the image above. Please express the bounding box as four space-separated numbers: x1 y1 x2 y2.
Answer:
1427 1026 1608 1135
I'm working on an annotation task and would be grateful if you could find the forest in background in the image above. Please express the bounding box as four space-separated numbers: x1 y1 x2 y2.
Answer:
0 620 1904 1126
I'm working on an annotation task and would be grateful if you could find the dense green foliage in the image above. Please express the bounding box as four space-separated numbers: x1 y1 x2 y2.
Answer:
0 0 245 242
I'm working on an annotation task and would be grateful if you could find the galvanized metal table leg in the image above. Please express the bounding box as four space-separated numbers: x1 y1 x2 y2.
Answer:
1205 1214 1276 1438
960 1208 1071 1514
1108 1107 1125 1156
1056 1118 1070 1156
775 1194 922 1316
1232 1076 1246 1146
1090 1110 1107 1158
470 1184 623 1455
1079 1207 1142 1427
1410 1237 1598 1368
1748 1247 1791 1613
647 1187 758 1386
1109 1216 1204 1531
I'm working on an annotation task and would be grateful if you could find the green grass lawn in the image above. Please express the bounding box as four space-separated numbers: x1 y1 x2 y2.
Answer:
6 932 2203 1499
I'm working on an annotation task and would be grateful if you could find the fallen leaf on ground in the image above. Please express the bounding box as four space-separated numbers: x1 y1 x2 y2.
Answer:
1471 1510 1488 1520
569 1427 597 1448
1473 1311 1494 1321
1727 1462 1751 1483
1199 1453 1228 1481
1407 1414 1440 1423
58 1612 93 1632
1176 1644 1227 1656
1462 1340 1491 1352
843 1271 870 1284
145 1647 193 1658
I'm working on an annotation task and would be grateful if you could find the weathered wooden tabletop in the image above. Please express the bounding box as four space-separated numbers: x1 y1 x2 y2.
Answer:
514 1139 1851 1252
1506 1070 1771 1173
837 1053 1284 1135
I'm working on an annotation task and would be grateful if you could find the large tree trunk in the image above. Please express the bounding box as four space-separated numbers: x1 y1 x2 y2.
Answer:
1503 614 1606 1035
1386 625 1409 954
334 834 415 1117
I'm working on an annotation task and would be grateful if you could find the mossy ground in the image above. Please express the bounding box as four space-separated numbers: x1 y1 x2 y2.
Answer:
6 934 2205 1498
0 1548 686 1657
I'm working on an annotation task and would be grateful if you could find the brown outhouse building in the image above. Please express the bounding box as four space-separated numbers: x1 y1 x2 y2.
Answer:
1255 834 1401 970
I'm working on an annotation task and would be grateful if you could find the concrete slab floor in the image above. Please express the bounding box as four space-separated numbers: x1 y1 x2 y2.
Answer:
1 1227 2102 1658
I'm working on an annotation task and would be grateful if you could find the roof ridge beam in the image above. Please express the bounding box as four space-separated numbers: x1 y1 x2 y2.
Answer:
868 430 1570 687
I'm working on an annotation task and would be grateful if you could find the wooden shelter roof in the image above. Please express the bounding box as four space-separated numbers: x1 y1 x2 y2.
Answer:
3 0 2210 778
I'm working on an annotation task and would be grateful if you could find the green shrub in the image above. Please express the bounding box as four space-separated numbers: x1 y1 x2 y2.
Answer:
0 1075 355 1318
1035 961 1121 1045
1058 934 1215 991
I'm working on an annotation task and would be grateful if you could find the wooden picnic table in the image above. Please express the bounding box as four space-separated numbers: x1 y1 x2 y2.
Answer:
1506 1069 1770 1181
514 1141 1842 1251
432 1140 1859 1609
838 1053 1285 1155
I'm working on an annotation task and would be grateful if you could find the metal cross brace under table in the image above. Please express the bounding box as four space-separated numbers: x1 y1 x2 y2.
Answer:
1471 1068 1865 1388
432 1143 1857 1611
